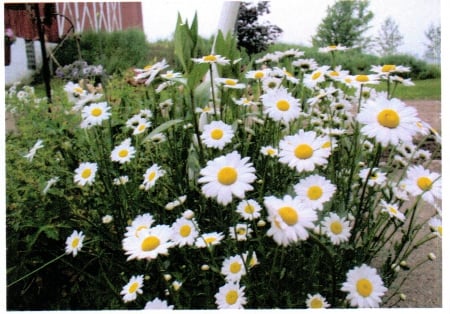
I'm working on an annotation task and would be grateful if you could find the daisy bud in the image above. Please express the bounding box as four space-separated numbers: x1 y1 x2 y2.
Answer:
102 215 113 224
183 209 195 220
139 184 145 190
257 179 264 184
428 253 436 261
257 220 266 227
172 280 182 291
164 274 172 281
201 264 210 271
144 275 151 280
399 260 409 269
165 289 170 296
399 293 407 301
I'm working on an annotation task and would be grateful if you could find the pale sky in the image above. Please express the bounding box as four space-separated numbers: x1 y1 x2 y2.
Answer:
142 0 442 58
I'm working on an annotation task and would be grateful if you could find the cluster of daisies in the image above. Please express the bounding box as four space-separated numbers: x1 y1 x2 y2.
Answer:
58 45 441 309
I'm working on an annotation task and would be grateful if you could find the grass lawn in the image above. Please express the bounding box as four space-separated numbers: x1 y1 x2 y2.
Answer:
377 78 441 100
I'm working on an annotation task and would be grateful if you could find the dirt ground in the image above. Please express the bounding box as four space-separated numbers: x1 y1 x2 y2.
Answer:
4 100 442 308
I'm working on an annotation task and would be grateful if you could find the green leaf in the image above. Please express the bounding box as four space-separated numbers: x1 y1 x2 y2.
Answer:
144 119 184 142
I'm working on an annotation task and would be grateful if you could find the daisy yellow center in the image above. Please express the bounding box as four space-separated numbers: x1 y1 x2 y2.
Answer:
356 278 373 297
310 298 324 308
237 227 246 235
294 144 313 159
137 124 146 132
144 65 152 70
179 225 191 237
417 176 432 191
355 75 369 82
91 108 102 117
74 87 84 94
217 167 238 185
128 282 139 294
268 81 278 89
312 71 322 80
377 109 400 128
81 168 92 179
148 171 156 182
278 206 298 226
118 149 129 158
389 207 398 215
225 79 237 86
381 64 396 72
267 148 276 155
255 71 265 79
244 204 255 214
230 261 242 273
225 290 239 305
211 129 224 140
204 236 216 244
329 71 339 77
322 141 331 149
284 70 293 77
437 226 442 236
141 235 160 251
344 77 352 83
329 45 337 49
203 55 217 62
71 238 80 248
330 221 343 235
307 186 323 200
276 100 290 111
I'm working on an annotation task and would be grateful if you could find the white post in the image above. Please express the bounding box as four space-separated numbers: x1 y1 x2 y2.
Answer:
212 1 241 54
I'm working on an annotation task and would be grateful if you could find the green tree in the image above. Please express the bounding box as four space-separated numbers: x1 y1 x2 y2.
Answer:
236 1 283 55
312 0 374 50
374 16 404 56
423 23 440 64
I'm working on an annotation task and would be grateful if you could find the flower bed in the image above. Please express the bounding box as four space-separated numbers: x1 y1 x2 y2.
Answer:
5 22 441 310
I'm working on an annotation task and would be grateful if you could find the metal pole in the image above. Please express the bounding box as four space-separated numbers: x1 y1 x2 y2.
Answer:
33 4 52 105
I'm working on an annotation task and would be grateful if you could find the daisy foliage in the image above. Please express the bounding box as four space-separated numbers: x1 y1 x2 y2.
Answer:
5 19 441 310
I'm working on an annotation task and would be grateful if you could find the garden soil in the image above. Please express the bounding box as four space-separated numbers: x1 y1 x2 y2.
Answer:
4 100 442 307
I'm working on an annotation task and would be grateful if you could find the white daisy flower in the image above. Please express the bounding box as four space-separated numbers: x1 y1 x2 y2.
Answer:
319 44 348 53
303 65 330 89
215 78 246 89
261 76 282 92
195 232 224 248
192 54 230 65
160 70 182 80
321 213 352 245
80 102 111 128
199 151 256 206
171 217 199 247
358 167 387 187
278 130 331 173
327 65 350 81
294 174 336 211
428 216 442 238
142 164 165 190
260 145 278 157
111 138 136 164
380 200 405 222
200 120 235 150
23 139 44 162
357 94 420 147
229 223 252 241
273 67 299 84
350 74 380 88
341 264 387 308
134 59 169 85
233 96 258 107
370 64 410 77
243 251 259 268
292 58 318 72
74 162 98 186
390 75 415 86
113 175 129 186
42 176 59 195
221 254 247 282
400 165 441 205
144 297 174 309
120 275 144 303
260 87 301 123
305 293 331 308
245 69 270 80
122 225 174 261
214 282 247 309
265 195 317 246
102 215 113 224
124 213 155 238
236 199 262 220
65 230 85 257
